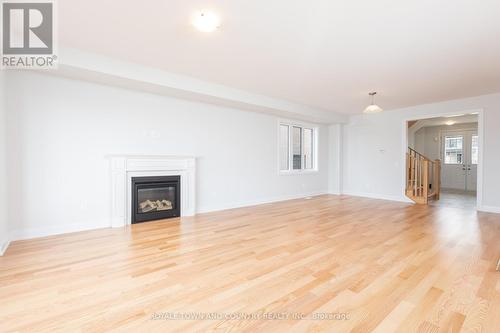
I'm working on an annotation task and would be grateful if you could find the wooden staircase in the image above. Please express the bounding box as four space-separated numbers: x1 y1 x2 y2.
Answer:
406 147 441 204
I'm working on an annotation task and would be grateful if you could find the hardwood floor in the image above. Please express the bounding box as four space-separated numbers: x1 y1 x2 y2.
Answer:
1 195 499 333
429 189 477 210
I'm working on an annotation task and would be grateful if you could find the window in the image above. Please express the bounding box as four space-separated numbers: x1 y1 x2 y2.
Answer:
444 135 463 164
471 134 479 165
279 122 317 172
292 126 302 170
279 125 289 171
303 128 314 170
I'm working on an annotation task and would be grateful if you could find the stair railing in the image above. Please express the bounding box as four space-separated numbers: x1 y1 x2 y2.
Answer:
406 147 441 204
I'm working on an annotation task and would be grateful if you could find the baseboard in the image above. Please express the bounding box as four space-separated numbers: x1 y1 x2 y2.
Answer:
5 192 497 244
197 190 328 214
342 191 413 204
477 205 500 214
11 219 110 241
327 189 341 195
0 235 11 256
8 193 330 241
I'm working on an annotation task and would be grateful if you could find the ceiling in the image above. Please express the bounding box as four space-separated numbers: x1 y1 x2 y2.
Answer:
59 0 500 114
412 114 479 129
408 114 479 139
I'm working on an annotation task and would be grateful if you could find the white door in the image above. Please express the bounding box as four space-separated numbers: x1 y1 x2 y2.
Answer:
441 130 478 191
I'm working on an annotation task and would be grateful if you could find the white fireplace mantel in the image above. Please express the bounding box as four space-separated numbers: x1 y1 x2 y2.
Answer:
109 155 196 228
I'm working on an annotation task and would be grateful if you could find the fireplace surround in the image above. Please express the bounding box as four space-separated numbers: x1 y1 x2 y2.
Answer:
109 156 196 228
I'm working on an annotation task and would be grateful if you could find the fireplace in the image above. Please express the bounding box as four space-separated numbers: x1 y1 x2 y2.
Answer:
131 175 181 224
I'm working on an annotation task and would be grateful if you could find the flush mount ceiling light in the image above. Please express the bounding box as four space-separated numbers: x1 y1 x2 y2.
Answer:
363 92 383 114
445 120 456 126
192 11 220 32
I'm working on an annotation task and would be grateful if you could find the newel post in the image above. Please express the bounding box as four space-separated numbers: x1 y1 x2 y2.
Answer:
423 160 429 204
434 159 441 200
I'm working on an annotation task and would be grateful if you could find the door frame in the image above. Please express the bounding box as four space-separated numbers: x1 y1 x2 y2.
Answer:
401 109 484 210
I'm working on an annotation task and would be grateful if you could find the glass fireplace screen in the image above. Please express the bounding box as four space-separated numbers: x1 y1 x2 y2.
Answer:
137 186 176 214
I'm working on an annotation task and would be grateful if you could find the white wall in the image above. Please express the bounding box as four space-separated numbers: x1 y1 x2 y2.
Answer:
0 71 8 254
413 122 479 191
413 127 426 153
6 71 331 240
414 122 478 160
342 93 500 211
328 124 342 194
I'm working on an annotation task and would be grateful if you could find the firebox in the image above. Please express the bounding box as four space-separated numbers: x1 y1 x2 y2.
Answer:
131 175 180 224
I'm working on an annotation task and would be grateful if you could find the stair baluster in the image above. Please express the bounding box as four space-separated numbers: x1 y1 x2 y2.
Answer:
406 147 441 204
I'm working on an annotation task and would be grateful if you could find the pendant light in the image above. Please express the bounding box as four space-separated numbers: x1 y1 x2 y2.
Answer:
363 92 383 114
192 11 221 32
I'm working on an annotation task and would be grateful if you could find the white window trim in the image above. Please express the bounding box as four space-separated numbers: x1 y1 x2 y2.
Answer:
438 128 478 165
277 120 319 175
471 134 479 165
443 134 465 165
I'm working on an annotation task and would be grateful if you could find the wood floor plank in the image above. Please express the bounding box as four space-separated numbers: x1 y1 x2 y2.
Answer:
0 195 499 333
